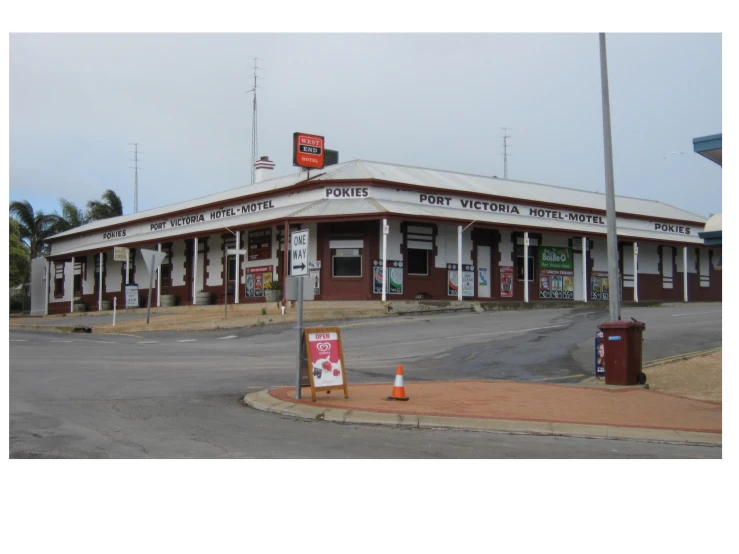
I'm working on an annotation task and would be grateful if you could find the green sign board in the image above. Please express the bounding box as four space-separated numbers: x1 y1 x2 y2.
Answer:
539 246 573 270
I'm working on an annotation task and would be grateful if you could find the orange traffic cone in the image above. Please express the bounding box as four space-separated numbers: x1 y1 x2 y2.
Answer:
386 365 409 401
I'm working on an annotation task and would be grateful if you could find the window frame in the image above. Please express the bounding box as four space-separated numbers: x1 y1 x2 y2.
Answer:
332 248 363 278
516 256 536 282
407 248 429 276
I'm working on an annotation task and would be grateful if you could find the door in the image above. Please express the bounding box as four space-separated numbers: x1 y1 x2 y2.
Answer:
574 253 584 301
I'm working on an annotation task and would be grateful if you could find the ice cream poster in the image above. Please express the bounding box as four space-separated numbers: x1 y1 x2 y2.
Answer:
304 328 349 400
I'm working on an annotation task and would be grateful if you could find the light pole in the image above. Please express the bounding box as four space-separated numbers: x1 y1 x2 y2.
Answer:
599 32 621 321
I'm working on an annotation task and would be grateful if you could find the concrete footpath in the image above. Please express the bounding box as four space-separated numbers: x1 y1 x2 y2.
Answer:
245 379 721 447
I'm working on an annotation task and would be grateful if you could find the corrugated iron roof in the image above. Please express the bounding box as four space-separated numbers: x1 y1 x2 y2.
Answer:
49 158 706 241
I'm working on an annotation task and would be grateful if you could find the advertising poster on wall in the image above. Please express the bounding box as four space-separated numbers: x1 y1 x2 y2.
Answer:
500 265 513 298
372 260 403 295
591 272 609 300
304 326 349 401
540 269 575 299
254 273 263 297
125 284 139 308
248 228 272 261
245 273 254 297
595 331 606 378
478 267 488 287
263 272 273 290
309 261 321 296
539 246 574 270
447 264 474 297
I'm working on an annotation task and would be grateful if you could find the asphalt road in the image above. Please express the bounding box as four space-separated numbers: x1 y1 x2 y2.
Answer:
9 303 722 458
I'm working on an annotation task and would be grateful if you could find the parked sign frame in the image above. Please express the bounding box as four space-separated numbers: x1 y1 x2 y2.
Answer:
303 326 349 402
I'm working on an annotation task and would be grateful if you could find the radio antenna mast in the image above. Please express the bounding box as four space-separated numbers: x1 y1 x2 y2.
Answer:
501 128 512 180
247 58 261 185
129 143 141 212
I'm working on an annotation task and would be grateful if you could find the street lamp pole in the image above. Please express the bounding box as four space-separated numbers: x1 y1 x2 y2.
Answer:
599 32 621 321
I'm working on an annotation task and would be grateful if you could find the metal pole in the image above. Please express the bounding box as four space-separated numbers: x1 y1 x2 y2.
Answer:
98 252 103 311
599 32 621 321
633 242 639 303
126 255 130 285
224 238 228 319
113 296 117 327
582 236 588 302
146 254 155 324
683 246 688 302
382 219 388 302
295 276 304 400
524 232 529 303
457 225 463 301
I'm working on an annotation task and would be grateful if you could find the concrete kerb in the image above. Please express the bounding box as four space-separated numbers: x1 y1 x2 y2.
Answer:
243 390 721 447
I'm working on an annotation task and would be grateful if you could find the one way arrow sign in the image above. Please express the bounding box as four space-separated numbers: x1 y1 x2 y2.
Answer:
290 229 309 276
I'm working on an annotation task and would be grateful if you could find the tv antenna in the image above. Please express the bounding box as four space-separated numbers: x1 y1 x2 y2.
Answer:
129 143 142 212
500 128 512 180
246 57 262 185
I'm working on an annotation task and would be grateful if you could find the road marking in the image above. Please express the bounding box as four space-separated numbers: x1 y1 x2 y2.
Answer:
9 339 28 342
95 341 117 344
137 341 159 344
176 339 198 342
445 324 568 340
52 340 74 343
217 335 238 340
671 311 722 317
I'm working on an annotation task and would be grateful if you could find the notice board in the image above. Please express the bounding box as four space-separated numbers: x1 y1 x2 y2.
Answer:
303 327 349 402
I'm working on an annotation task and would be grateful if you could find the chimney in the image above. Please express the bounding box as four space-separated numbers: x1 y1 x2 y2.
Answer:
254 155 275 184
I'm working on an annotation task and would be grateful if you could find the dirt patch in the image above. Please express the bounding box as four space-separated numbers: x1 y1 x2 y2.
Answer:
645 351 721 403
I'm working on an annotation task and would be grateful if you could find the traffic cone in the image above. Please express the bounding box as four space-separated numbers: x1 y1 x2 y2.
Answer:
386 365 409 401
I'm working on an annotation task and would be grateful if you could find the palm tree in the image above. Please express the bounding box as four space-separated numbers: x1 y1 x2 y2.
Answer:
87 189 124 221
51 198 88 233
9 200 57 259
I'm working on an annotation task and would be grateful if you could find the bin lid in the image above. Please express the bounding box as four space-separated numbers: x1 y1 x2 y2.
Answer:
598 320 646 330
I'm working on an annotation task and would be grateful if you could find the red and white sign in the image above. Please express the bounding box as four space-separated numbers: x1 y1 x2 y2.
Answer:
306 330 344 388
303 326 349 401
293 132 325 169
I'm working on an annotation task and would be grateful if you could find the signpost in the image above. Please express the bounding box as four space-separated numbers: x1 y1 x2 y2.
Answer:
113 247 129 262
293 132 325 170
125 284 139 308
290 229 309 399
140 248 167 324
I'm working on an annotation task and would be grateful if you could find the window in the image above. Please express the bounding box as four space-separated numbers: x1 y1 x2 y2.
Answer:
332 248 362 277
516 256 535 281
54 263 65 297
73 259 84 295
407 249 429 276
160 253 171 288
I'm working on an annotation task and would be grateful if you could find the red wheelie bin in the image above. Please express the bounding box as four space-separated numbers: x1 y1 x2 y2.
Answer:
597 320 646 386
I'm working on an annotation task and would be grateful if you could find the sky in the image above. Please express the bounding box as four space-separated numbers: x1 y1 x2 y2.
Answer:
8 32 722 221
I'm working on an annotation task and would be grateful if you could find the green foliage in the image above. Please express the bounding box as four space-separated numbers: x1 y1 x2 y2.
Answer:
52 198 88 233
9 200 56 258
9 219 30 288
87 189 124 222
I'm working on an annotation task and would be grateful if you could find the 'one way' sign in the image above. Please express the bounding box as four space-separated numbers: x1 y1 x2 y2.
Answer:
291 229 309 276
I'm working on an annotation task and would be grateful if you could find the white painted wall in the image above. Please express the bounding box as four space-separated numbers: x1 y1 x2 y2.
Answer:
539 234 568 247
622 245 634 288
435 224 473 267
591 239 608 271
477 245 491 298
170 240 186 286
105 253 122 292
385 220 402 260
638 243 660 274
206 234 224 287
82 254 95 295
499 231 514 266
699 248 710 287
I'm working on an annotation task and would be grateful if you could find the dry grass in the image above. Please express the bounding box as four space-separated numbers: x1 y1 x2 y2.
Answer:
645 351 722 403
